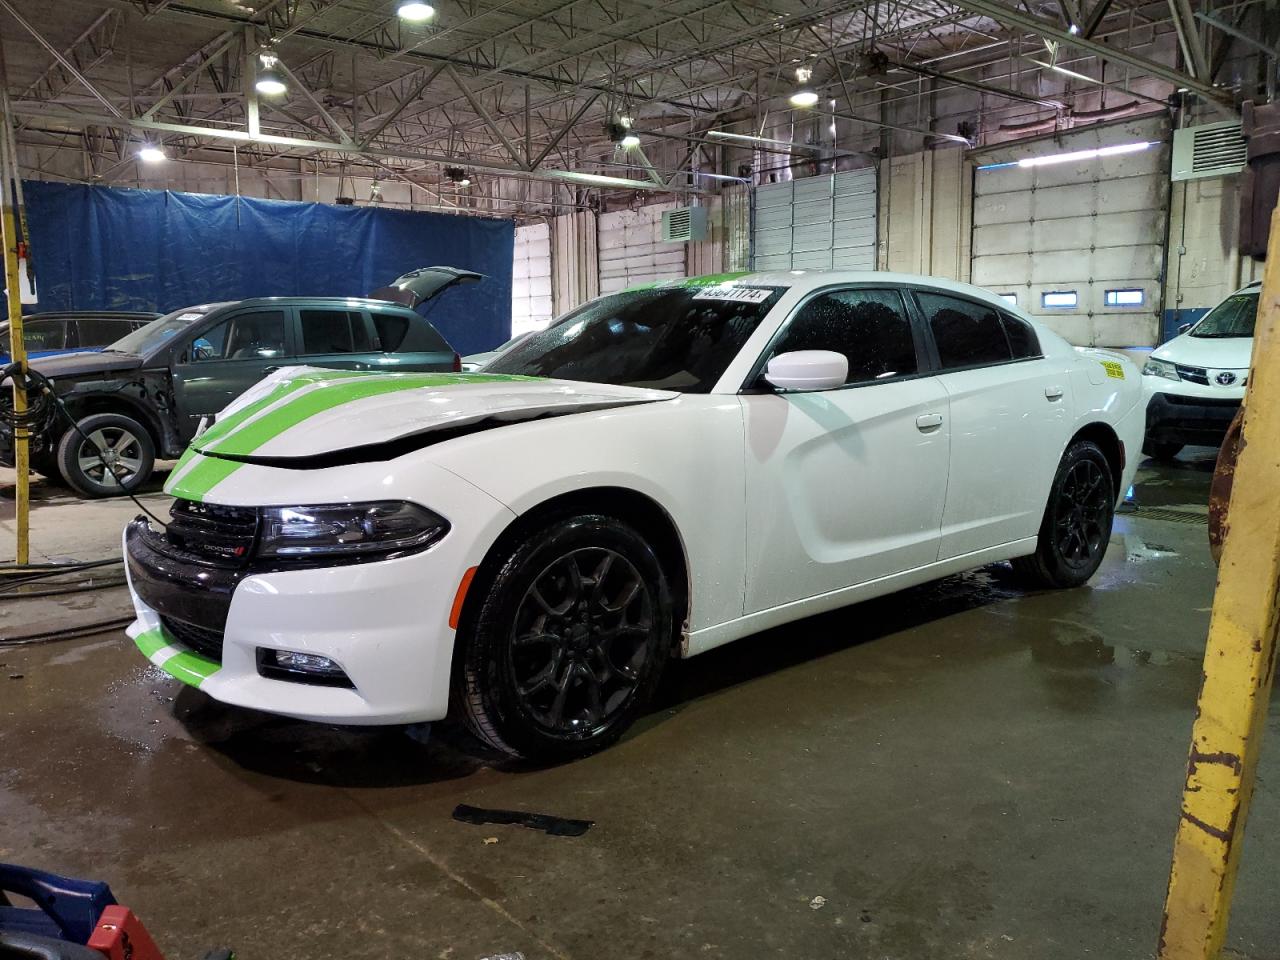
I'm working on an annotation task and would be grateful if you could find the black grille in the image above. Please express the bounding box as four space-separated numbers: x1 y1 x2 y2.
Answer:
1163 394 1240 408
1175 364 1210 386
163 499 259 566
161 616 225 661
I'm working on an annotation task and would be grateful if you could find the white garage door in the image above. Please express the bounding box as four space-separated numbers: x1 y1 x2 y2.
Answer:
512 222 553 337
753 167 877 271
598 202 687 294
970 116 1170 347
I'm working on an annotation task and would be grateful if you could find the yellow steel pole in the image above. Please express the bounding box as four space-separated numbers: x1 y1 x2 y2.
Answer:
1158 204 1280 959
0 106 28 565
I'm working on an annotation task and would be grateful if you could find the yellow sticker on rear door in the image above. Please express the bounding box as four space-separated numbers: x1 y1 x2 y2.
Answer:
1101 360 1126 380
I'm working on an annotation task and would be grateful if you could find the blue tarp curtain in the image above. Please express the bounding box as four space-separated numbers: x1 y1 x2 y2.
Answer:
22 180 514 355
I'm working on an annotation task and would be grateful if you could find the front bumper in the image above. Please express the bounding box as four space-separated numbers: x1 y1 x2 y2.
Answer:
1144 391 1240 448
124 476 516 724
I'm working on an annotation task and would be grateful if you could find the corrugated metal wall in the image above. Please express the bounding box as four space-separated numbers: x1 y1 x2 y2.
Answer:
597 202 687 293
752 168 877 271
511 222 553 336
970 116 1171 347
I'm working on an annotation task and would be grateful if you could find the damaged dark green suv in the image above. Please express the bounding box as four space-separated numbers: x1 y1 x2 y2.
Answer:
0 267 477 497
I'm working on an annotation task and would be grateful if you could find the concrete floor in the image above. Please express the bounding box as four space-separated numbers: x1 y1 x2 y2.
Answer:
1 451 1277 960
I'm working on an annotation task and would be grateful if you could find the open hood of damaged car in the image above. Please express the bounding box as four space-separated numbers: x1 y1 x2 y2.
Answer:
189 368 676 467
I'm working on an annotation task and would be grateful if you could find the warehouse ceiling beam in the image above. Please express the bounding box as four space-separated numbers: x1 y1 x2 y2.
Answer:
5 104 702 195
942 0 1232 104
529 93 600 169
274 57 355 146
358 65 448 148
886 56 1064 109
1196 10 1280 59
445 65 528 168
1167 0 1211 79
141 32 240 120
0 0 125 119
1079 0 1115 37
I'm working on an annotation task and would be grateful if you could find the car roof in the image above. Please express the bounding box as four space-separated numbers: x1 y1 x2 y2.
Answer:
21 311 161 320
225 296 416 313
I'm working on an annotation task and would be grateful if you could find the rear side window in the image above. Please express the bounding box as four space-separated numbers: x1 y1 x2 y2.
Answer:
372 312 411 351
771 289 918 384
1000 312 1041 359
301 310 373 354
917 292 1011 369
75 318 129 347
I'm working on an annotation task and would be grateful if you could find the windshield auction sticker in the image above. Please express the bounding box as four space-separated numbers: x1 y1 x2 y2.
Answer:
692 286 772 304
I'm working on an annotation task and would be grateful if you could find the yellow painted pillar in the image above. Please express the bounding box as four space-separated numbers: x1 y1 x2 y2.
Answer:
1158 205 1280 958
0 129 28 566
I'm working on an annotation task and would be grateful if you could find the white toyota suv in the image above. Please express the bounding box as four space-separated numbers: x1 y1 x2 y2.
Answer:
1141 281 1259 459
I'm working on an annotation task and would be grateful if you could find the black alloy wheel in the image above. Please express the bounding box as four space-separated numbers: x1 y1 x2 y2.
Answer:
454 513 673 762
1014 439 1115 589
510 547 654 736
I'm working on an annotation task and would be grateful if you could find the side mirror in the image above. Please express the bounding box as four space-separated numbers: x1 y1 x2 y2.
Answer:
763 350 849 391
1177 322 1192 335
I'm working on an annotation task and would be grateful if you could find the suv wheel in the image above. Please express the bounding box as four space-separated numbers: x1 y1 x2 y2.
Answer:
454 513 674 762
56 413 155 498
1014 440 1115 589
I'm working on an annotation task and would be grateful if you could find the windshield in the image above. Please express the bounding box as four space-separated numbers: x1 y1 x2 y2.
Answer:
107 304 222 355
486 284 786 392
1191 293 1258 339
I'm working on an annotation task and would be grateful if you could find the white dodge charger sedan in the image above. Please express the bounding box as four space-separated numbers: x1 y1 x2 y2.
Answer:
124 271 1143 760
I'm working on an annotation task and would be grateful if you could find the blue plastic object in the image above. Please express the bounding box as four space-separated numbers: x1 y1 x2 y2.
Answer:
0 863 116 945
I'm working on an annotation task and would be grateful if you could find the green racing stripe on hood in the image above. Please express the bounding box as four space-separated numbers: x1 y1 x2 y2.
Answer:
625 272 750 292
169 371 536 501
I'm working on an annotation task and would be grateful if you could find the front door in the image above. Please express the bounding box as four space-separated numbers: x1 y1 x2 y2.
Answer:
742 287 951 614
171 307 293 440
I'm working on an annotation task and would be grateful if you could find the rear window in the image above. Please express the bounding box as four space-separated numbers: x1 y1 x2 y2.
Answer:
917 292 1011 369
372 312 411 351
1000 312 1041 359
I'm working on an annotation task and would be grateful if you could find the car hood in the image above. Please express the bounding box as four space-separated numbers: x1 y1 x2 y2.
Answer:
1152 333 1253 369
27 350 144 378
188 367 677 463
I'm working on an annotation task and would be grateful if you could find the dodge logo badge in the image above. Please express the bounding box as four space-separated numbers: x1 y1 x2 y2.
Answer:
1215 371 1238 386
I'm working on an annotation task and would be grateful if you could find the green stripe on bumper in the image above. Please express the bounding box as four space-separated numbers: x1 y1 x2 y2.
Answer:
133 625 220 689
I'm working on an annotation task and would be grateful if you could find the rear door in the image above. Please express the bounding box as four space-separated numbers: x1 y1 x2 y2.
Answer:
171 307 295 438
294 306 380 371
913 289 1071 558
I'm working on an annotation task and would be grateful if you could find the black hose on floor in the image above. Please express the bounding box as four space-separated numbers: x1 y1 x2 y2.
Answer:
0 615 134 647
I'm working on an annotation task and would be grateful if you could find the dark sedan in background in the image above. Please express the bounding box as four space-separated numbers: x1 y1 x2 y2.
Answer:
0 311 160 365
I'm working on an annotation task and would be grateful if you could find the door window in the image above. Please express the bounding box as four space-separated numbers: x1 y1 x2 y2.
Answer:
190 311 286 362
75 318 128 347
1001 312 1041 359
300 309 373 354
22 320 67 350
769 289 918 385
917 292 1012 370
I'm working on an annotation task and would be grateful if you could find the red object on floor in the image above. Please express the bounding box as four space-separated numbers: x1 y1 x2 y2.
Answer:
86 905 167 960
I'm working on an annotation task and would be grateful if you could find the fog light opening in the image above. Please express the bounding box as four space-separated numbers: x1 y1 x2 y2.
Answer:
257 648 355 688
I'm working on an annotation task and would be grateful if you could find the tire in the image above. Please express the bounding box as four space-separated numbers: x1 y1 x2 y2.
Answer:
56 413 155 498
454 513 674 762
1146 441 1183 461
1013 440 1116 589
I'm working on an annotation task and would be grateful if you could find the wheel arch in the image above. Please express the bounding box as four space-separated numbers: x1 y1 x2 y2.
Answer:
61 392 167 452
1069 421 1124 495
459 485 693 655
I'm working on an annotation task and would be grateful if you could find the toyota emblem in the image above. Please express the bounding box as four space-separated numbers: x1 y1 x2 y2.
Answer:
1216 371 1238 386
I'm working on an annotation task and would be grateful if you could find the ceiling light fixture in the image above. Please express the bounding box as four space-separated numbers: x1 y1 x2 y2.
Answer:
255 53 287 96
790 66 818 108
397 2 435 21
1016 140 1153 167
620 133 641 148
444 165 472 187
137 145 166 163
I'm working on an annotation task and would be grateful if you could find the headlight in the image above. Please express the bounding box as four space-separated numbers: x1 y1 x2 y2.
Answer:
1142 358 1180 381
258 501 449 560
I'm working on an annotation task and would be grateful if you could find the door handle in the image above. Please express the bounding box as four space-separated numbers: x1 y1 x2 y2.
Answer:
1045 385 1064 401
915 413 944 431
